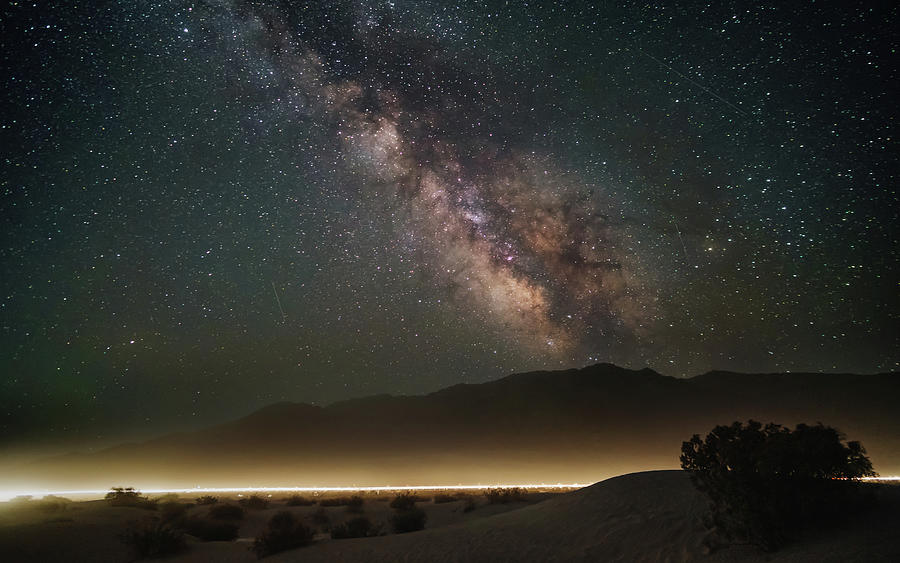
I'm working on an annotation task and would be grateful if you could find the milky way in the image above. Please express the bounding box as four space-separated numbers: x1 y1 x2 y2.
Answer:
229 2 651 355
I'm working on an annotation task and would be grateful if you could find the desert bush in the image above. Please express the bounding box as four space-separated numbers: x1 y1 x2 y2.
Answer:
462 496 477 512
106 487 156 510
252 510 314 558
345 495 365 513
311 507 330 529
159 501 191 525
285 494 315 506
681 420 877 551
208 503 245 520
195 495 219 505
182 516 239 541
239 494 270 510
120 518 186 558
484 487 526 504
389 492 417 511
37 495 71 512
433 493 457 504
330 516 380 539
391 507 427 533
318 496 352 507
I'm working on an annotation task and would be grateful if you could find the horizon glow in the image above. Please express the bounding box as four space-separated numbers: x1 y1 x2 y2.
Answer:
0 482 592 503
2 476 898 503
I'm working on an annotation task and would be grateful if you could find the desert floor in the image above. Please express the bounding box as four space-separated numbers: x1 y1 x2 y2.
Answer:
1 471 898 562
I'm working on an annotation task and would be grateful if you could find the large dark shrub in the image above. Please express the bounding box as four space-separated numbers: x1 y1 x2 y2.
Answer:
105 487 156 510
195 495 219 505
120 519 186 558
681 420 877 551
252 510 314 558
208 503 245 520
390 507 427 533
330 516 379 539
182 516 239 541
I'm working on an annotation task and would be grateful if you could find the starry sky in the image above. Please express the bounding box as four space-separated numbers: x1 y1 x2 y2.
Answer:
1 1 897 451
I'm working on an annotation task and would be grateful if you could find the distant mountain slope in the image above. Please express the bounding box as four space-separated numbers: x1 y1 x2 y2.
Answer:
14 363 900 490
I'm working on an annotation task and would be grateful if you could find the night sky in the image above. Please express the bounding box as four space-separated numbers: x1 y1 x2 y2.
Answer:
2 1 897 451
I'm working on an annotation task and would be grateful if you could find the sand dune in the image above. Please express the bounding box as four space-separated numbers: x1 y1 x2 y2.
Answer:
172 471 899 563
2 470 897 562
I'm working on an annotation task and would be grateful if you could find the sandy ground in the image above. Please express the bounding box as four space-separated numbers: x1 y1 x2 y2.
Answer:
1 471 898 562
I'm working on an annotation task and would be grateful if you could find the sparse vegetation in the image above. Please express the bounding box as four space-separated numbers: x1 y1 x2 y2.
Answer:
284 494 315 506
318 496 353 507
252 510 314 558
462 496 477 512
345 495 365 513
182 516 239 541
105 487 156 510
158 501 190 525
239 494 270 510
120 518 186 558
389 492 418 511
311 507 330 530
330 516 379 539
37 495 71 512
195 495 219 505
681 420 877 551
208 503 245 520
484 487 526 504
390 506 427 533
433 493 457 504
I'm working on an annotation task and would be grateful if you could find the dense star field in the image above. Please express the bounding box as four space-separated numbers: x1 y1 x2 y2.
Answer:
1 2 897 448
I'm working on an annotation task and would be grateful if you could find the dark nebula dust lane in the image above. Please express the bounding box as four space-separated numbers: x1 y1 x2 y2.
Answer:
0 1 896 448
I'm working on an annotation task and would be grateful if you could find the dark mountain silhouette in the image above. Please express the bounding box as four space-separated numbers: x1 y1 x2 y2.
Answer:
13 364 900 490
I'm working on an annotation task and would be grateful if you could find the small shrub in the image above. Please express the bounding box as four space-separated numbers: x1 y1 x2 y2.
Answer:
485 487 526 504
159 501 190 525
252 510 314 558
285 494 315 506
182 516 239 541
120 519 186 558
389 492 417 511
391 507 426 533
433 493 457 504
208 504 244 520
37 495 71 513
239 494 270 510
311 507 330 529
462 497 477 513
196 495 219 505
345 495 364 513
106 487 156 510
330 516 379 539
318 496 351 507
